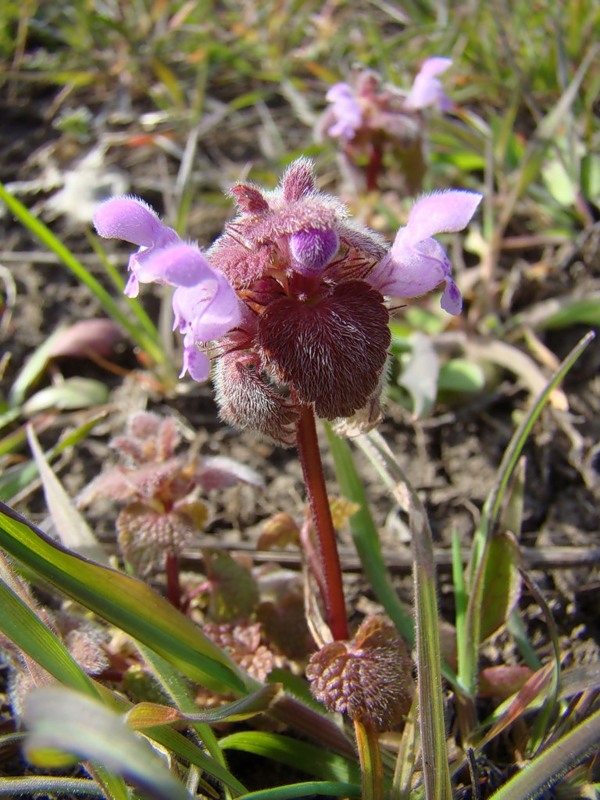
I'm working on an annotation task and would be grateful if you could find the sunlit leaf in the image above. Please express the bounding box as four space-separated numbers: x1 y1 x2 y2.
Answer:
27 425 110 565
22 378 110 416
479 533 522 642
23 687 191 800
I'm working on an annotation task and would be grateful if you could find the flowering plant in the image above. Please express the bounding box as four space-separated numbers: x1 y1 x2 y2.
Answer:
94 159 481 446
320 59 454 192
95 158 480 642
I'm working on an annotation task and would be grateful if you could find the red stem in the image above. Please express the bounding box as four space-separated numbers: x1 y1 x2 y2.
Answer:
365 139 384 192
165 551 182 610
296 404 349 641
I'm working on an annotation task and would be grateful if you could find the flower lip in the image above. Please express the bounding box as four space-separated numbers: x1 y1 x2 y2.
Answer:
93 195 176 248
368 189 482 314
94 194 242 382
404 56 453 111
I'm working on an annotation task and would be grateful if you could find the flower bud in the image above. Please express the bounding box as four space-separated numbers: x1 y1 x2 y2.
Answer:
289 228 339 275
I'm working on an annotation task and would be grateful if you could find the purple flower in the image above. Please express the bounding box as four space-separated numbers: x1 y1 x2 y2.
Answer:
93 196 180 297
93 196 242 382
325 83 363 139
289 227 340 275
369 190 483 314
404 57 453 112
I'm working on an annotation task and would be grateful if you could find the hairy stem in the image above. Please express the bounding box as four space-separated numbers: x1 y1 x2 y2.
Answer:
354 719 384 800
296 405 349 641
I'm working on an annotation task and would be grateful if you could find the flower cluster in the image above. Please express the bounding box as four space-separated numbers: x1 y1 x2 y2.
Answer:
323 58 452 143
94 160 481 446
320 59 453 192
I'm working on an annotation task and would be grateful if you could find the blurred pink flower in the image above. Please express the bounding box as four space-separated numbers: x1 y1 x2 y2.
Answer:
404 57 453 111
369 190 483 314
325 83 363 139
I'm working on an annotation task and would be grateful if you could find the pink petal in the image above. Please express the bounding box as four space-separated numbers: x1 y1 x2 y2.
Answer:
326 83 354 102
137 243 215 288
404 58 453 111
180 342 211 382
373 234 448 297
417 57 453 79
402 190 483 246
326 83 362 139
172 273 241 343
440 279 463 315
93 196 168 246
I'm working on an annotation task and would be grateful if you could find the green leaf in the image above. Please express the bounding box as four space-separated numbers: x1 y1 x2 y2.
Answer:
126 685 280 729
438 359 486 394
479 533 522 642
27 425 110 565
0 500 251 695
539 296 600 330
22 378 109 416
581 152 600 204
8 328 67 407
205 550 260 622
220 732 360 784
23 687 191 800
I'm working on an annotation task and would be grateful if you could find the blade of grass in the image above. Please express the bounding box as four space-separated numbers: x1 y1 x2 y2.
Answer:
236 782 361 799
0 777 106 797
356 429 453 800
460 331 595 699
0 500 251 695
219 731 360 785
0 575 98 697
27 425 111 565
488 707 600 800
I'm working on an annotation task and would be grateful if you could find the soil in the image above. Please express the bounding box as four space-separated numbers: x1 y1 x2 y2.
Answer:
1 74 599 797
